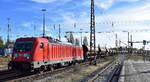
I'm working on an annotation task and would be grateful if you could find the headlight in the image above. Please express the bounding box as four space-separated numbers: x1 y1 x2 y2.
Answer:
13 54 18 59
24 54 30 59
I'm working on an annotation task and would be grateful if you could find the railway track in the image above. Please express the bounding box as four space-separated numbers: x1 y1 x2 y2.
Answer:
0 55 119 82
0 70 23 81
82 55 125 82
6 61 94 82
0 60 90 81
0 66 8 71
8 58 108 82
0 60 9 71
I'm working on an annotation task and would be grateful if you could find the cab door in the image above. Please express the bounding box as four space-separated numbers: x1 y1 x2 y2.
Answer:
43 42 48 61
39 42 48 61
39 42 44 61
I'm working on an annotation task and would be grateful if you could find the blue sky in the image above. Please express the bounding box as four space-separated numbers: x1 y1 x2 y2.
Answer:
0 0 150 49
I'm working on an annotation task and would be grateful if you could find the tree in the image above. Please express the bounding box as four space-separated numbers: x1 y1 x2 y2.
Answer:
83 36 88 46
65 33 74 44
70 33 74 44
75 39 80 46
98 44 101 52
0 37 4 48
5 41 15 48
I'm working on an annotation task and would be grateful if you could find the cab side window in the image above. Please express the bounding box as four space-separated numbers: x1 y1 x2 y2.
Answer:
40 43 44 49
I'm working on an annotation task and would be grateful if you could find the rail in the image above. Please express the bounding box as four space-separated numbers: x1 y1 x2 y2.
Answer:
87 55 125 82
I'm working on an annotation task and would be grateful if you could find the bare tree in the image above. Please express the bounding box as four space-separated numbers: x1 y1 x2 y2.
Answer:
83 36 88 46
65 33 74 44
70 33 74 44
0 37 4 48
75 38 80 46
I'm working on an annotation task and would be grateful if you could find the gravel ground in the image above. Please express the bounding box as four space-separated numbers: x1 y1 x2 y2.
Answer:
119 60 150 82
33 55 120 82
93 62 116 82
0 57 10 71
35 61 109 82
0 63 8 71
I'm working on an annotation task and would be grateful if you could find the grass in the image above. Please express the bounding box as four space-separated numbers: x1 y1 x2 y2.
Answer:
0 56 11 61
103 54 120 62
0 57 10 65
126 54 144 61
57 62 109 82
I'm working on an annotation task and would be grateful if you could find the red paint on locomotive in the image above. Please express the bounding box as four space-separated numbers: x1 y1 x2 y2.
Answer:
9 37 83 71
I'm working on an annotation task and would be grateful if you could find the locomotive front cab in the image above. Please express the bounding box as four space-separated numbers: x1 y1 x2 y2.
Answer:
9 38 49 71
13 40 33 61
9 38 35 70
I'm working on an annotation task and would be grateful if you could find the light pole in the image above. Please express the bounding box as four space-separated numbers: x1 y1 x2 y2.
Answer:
80 29 83 45
130 35 133 54
115 33 118 48
115 33 118 53
42 9 46 37
58 24 61 41
33 25 36 37
122 31 130 53
128 32 130 53
7 18 10 43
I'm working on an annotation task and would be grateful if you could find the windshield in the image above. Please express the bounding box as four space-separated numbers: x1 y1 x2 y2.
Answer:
14 41 33 52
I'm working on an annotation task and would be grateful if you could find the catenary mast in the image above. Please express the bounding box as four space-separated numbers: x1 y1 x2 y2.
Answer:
90 0 97 65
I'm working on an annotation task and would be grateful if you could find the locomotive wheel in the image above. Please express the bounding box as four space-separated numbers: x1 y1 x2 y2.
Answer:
50 66 54 72
56 63 62 68
39 68 44 74
39 65 46 74
47 65 54 72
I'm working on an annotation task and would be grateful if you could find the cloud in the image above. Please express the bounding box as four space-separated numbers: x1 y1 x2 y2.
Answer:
58 0 150 48
5 0 150 48
118 0 141 2
110 2 150 21
31 0 72 3
82 0 143 10
82 0 114 10
40 25 50 31
31 0 57 3
21 22 32 28
95 0 114 9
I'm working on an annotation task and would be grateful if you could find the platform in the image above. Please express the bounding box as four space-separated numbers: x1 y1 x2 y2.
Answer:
119 60 150 82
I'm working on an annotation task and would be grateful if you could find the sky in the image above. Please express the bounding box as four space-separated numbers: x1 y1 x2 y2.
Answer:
0 0 150 49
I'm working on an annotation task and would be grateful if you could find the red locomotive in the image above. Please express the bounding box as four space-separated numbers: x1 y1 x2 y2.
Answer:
9 37 84 71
